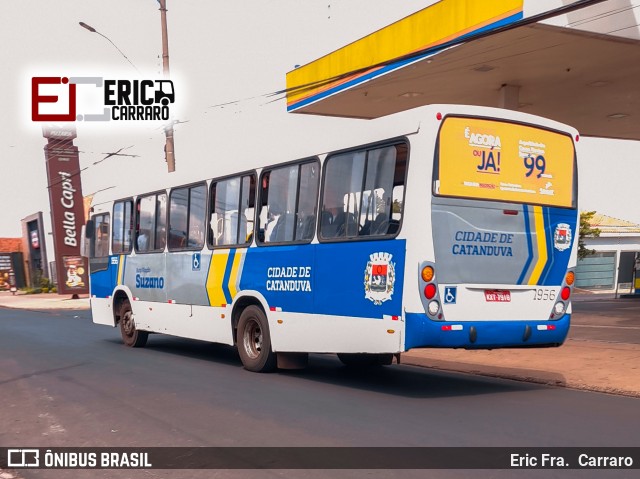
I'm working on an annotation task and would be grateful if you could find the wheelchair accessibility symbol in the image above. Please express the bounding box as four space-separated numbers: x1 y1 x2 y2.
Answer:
444 286 457 304
192 252 201 271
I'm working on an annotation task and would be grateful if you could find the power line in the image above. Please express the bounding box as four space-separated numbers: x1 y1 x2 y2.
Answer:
567 4 640 27
208 0 612 111
43 137 141 192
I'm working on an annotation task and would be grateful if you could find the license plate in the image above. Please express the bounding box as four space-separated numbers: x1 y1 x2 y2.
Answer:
485 290 511 302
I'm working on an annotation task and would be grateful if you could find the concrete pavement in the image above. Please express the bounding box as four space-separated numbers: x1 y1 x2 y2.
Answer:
1 291 638 397
0 291 90 310
402 340 640 398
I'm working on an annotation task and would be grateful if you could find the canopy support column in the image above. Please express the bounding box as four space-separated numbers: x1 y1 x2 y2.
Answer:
499 84 520 110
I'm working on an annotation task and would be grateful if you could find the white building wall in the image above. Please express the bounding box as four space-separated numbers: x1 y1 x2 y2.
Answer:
581 234 640 289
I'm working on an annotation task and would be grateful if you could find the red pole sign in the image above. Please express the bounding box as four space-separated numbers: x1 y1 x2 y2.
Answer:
43 126 89 295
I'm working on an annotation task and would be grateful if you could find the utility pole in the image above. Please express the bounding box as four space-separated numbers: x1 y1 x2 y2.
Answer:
159 0 176 172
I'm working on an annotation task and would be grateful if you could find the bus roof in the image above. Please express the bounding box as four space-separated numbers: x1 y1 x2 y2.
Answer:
89 103 577 209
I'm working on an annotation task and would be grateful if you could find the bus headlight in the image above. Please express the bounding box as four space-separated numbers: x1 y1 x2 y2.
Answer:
428 300 440 316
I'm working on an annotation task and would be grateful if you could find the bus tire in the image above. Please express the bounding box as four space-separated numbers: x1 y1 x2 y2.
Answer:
119 301 148 348
237 305 276 373
338 353 392 368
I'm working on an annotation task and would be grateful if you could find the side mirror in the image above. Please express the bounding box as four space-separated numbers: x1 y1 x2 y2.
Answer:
85 220 95 239
80 224 89 257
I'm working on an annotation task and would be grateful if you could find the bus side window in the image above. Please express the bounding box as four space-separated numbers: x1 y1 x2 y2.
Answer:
389 184 404 234
320 142 406 241
169 184 206 251
295 162 318 241
169 188 188 249
113 200 133 254
258 159 318 245
155 193 167 250
90 214 110 258
134 191 167 253
136 195 156 253
320 150 365 240
187 186 206 248
211 179 238 246
209 174 255 247
261 168 296 243
241 175 256 243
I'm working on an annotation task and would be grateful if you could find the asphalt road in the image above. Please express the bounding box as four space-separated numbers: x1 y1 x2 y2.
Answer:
0 307 638 479
570 296 640 344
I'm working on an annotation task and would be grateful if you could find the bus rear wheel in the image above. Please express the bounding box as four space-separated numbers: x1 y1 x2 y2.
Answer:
338 353 393 368
119 301 148 348
237 306 276 373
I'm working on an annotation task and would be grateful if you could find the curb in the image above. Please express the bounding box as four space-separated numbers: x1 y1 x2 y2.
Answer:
401 355 640 398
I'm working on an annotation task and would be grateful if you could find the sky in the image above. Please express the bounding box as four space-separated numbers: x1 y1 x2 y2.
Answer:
1 0 639 250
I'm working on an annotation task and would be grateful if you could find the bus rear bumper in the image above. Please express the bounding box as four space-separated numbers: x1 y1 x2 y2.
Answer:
404 313 570 350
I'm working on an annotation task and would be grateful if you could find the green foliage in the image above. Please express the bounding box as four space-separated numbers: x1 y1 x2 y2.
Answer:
578 211 601 260
23 287 43 295
31 269 42 289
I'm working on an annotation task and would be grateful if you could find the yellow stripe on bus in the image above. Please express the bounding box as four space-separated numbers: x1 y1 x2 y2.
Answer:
528 206 548 285
206 252 229 306
117 255 125 285
228 250 245 300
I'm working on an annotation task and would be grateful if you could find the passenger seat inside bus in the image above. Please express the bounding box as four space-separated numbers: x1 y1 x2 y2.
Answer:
370 213 389 235
269 213 294 242
296 215 316 241
321 210 358 238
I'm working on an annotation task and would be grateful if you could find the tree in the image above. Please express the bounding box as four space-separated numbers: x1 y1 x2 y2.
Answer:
578 211 601 260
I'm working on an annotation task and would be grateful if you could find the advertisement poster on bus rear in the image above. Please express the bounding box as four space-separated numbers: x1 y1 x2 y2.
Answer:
436 117 575 208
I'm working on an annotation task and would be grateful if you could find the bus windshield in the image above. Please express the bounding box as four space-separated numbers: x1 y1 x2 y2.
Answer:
434 116 576 208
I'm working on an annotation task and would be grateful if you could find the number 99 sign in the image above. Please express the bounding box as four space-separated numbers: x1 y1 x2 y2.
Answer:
524 155 546 178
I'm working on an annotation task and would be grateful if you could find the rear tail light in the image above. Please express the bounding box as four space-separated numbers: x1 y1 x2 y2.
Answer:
561 286 571 301
419 261 444 320
553 302 566 316
424 283 437 299
421 266 434 282
565 271 575 286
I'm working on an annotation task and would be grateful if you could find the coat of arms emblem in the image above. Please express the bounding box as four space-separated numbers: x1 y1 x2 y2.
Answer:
554 223 572 251
364 252 395 305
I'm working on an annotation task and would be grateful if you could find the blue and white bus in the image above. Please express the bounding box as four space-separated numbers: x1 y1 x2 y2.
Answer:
87 104 579 372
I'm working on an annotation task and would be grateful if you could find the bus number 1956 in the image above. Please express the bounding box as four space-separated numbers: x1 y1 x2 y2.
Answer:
533 289 556 301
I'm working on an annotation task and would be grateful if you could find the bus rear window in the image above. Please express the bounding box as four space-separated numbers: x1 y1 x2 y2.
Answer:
434 116 576 208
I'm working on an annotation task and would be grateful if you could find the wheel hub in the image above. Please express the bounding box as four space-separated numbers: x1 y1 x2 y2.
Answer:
243 319 262 359
122 311 135 336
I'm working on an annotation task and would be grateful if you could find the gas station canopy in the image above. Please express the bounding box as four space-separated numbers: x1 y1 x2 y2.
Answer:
286 0 640 141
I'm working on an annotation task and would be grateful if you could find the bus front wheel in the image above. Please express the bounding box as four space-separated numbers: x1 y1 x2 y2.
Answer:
237 306 276 373
119 301 148 348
